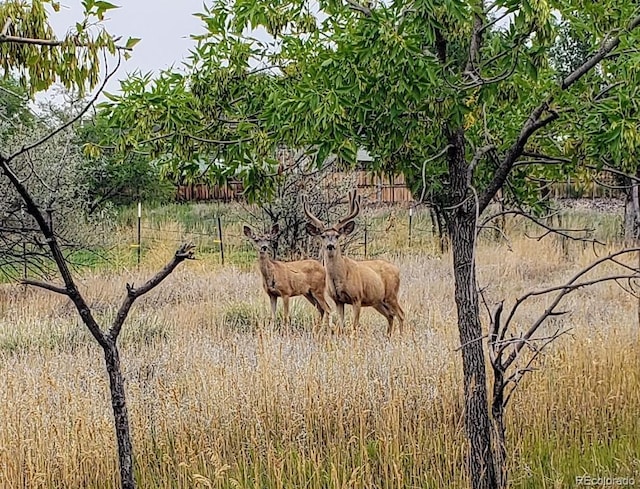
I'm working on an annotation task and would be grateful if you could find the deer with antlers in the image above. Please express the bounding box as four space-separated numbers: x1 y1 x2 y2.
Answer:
244 223 331 327
304 190 405 335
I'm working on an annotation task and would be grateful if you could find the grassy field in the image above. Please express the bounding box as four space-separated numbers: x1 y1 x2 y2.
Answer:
0 202 639 488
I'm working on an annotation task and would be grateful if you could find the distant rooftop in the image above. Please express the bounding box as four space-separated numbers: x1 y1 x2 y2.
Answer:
357 149 374 162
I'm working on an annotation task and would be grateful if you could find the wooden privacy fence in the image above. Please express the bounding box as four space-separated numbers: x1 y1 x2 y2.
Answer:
176 171 415 204
176 181 245 202
355 171 413 203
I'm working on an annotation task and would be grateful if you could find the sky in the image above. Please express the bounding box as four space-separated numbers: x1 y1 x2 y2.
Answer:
46 0 208 97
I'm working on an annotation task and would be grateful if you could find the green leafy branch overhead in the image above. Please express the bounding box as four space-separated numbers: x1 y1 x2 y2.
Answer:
0 0 139 94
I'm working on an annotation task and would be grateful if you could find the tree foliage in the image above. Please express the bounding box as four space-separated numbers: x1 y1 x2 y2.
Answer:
0 0 139 94
97 1 640 213
78 115 174 211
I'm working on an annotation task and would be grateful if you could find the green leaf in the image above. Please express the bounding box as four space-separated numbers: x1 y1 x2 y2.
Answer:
125 37 141 50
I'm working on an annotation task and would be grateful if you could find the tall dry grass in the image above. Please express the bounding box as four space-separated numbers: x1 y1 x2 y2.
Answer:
0 213 639 488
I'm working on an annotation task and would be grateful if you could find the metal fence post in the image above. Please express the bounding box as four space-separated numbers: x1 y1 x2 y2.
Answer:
408 207 413 247
217 216 225 265
364 223 368 258
137 202 142 267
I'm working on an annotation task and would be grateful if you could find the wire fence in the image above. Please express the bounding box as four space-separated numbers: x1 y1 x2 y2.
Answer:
10 199 625 279
124 205 446 269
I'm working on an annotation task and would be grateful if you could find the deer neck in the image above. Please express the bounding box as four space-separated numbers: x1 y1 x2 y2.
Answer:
258 253 275 280
324 247 348 284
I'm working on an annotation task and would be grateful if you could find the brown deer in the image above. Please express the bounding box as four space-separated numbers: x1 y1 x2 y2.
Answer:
303 191 405 335
244 223 331 327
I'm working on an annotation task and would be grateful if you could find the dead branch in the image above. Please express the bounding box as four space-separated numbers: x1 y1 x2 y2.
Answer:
498 247 640 367
485 248 640 380
481 208 602 245
586 164 640 185
501 328 573 408
468 144 496 186
108 243 195 340
454 333 489 352
20 279 69 295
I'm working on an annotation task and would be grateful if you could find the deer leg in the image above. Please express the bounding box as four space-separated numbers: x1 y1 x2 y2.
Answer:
312 292 331 322
269 295 278 325
317 295 332 333
390 299 405 334
304 293 320 315
352 301 362 333
336 302 345 334
374 303 395 336
282 295 290 326
304 293 323 331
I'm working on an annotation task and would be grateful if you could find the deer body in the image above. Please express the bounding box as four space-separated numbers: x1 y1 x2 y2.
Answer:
325 256 389 304
245 224 330 326
304 191 405 335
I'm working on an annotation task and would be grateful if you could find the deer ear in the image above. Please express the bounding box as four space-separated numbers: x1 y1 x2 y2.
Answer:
340 220 356 236
243 225 254 239
306 222 322 236
271 223 280 236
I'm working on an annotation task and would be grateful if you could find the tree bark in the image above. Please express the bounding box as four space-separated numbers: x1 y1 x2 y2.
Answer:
104 341 136 489
491 369 508 489
446 128 498 489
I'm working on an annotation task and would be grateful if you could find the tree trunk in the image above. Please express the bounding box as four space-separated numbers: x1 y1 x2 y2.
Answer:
104 341 136 489
449 210 498 489
446 127 498 489
623 175 640 245
623 170 640 330
491 369 508 489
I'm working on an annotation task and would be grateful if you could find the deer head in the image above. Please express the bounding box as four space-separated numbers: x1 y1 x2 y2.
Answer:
303 190 361 256
244 223 280 256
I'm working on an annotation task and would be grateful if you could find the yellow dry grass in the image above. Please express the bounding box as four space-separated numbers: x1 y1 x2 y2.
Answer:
0 221 639 488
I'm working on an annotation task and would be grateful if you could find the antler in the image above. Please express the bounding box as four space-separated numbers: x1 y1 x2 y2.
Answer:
335 190 361 230
303 196 325 231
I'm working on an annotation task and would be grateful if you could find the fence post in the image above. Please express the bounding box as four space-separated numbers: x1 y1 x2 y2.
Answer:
364 222 368 258
137 202 142 267
217 216 225 265
408 207 413 247
21 207 27 282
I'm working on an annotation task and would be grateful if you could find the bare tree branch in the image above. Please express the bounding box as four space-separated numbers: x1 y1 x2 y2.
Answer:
499 247 640 368
0 30 131 50
108 243 195 341
468 144 496 186
481 208 602 245
1 18 12 36
501 328 573 408
586 164 640 184
413 145 452 204
21 279 69 295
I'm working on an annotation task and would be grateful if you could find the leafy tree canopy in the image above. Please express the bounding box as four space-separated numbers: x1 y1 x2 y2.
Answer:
97 1 640 211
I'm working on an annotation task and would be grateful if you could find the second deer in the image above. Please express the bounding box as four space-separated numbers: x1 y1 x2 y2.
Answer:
304 190 405 335
244 223 331 327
